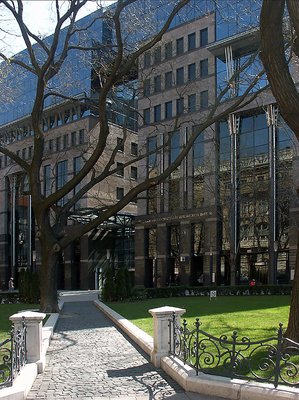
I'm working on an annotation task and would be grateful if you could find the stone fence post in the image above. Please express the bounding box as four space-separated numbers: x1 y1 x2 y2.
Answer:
10 311 46 364
149 306 186 367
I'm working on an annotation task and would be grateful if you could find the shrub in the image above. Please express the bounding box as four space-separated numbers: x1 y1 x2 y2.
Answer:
18 269 40 303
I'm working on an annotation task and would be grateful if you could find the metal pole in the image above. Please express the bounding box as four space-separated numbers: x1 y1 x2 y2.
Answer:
11 176 16 279
266 105 278 284
27 195 32 271
229 114 240 285
210 248 213 285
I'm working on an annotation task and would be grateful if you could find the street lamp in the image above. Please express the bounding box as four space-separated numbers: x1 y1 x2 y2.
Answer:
274 240 278 285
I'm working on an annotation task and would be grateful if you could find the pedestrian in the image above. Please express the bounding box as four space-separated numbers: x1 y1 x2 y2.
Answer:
8 277 14 292
249 278 256 287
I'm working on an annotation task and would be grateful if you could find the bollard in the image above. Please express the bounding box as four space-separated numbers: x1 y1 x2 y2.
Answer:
149 306 186 367
10 311 46 364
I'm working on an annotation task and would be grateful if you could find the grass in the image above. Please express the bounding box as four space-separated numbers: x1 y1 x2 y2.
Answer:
0 303 39 343
107 295 291 340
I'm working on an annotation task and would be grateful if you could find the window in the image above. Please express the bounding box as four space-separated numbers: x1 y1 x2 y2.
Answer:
56 160 68 188
200 28 208 47
143 79 151 96
49 139 54 153
64 110 70 124
144 51 151 68
73 156 81 175
200 90 208 108
56 137 61 152
79 129 85 144
165 42 172 59
63 134 69 149
116 187 124 200
22 148 26 159
28 146 33 158
43 164 51 196
176 67 184 85
116 162 124 177
143 108 150 125
176 37 184 55
188 94 196 113
165 71 172 89
16 150 20 158
147 136 157 170
71 131 77 146
117 137 124 152
176 98 184 116
0 157 2 169
154 46 161 64
200 59 208 77
170 131 180 163
165 101 172 119
188 63 196 80
131 166 137 180
131 142 138 156
73 156 82 195
154 75 161 93
154 104 161 122
188 32 196 51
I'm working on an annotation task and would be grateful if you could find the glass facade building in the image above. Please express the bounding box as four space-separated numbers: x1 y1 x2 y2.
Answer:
135 0 299 289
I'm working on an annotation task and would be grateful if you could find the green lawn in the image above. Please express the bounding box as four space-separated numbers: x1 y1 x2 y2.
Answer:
107 295 290 340
0 303 39 343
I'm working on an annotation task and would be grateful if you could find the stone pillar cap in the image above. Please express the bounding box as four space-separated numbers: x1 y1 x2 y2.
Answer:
9 311 46 322
149 306 186 316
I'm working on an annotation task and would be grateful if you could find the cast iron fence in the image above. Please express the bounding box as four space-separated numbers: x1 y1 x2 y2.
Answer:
0 317 27 388
169 313 299 388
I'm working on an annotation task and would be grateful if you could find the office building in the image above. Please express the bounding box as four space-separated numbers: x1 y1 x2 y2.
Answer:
135 1 298 288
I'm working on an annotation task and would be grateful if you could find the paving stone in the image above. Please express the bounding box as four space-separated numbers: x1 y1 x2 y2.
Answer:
26 301 225 400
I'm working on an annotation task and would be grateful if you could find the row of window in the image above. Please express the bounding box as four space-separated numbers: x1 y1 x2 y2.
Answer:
116 137 138 156
143 59 209 96
143 91 209 124
0 107 90 146
45 130 86 153
0 133 138 170
43 158 137 204
143 27 209 69
116 162 138 180
0 130 86 169
147 132 204 173
42 107 89 132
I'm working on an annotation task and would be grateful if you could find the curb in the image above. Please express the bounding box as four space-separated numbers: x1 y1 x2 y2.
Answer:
94 300 153 356
95 300 299 400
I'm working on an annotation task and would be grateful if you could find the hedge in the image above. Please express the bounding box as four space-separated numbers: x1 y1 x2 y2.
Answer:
130 284 292 301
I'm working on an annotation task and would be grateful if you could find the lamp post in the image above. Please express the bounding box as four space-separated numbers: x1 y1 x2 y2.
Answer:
273 240 278 285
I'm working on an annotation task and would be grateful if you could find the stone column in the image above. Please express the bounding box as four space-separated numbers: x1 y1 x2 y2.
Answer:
149 306 185 367
157 224 168 286
10 311 46 364
134 225 146 287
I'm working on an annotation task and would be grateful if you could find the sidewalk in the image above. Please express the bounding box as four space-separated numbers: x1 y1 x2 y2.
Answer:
26 301 225 400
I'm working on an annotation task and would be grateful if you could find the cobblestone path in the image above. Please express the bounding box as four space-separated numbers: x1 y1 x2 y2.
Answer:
26 301 224 400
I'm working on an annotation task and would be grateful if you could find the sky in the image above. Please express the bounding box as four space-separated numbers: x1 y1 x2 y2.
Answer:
0 1 115 56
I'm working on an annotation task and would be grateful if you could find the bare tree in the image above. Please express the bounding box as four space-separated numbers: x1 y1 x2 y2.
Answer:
0 0 267 312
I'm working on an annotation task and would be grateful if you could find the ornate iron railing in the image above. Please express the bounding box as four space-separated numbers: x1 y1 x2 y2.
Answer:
0 318 27 388
169 313 299 388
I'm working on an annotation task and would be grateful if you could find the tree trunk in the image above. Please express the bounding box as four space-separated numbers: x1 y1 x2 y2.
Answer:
285 230 299 342
39 246 60 313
